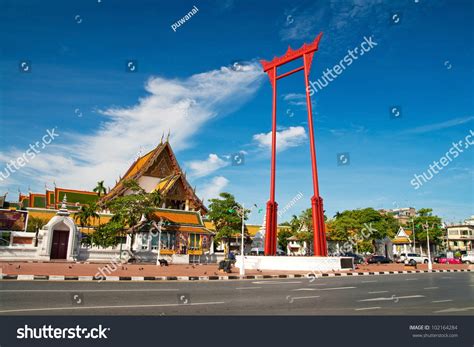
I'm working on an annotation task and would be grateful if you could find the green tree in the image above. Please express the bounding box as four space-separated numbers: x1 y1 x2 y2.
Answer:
328 208 398 253
93 180 107 197
413 208 443 249
277 226 294 251
86 179 162 248
74 203 100 230
26 217 49 232
207 192 247 255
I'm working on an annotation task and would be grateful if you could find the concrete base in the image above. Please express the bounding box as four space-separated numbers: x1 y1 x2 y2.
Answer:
235 256 353 272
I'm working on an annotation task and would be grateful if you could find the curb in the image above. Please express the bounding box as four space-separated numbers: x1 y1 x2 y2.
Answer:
0 269 470 282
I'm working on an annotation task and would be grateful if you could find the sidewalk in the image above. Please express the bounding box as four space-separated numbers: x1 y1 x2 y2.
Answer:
0 261 471 281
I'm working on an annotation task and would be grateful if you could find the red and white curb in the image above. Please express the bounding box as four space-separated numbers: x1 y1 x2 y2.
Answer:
0 269 471 281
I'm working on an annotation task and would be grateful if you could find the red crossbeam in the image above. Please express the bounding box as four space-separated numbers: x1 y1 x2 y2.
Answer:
260 33 323 71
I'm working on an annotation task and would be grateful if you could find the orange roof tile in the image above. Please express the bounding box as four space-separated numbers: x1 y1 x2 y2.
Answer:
150 209 202 226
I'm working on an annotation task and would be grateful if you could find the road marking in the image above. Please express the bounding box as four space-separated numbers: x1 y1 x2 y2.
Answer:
0 301 225 314
431 299 453 303
368 291 388 294
424 287 439 290
289 295 320 301
355 307 381 311
292 288 316 291
433 307 474 313
314 286 356 291
405 278 418 281
235 287 261 290
358 295 424 302
0 289 179 293
252 281 302 285
361 280 377 283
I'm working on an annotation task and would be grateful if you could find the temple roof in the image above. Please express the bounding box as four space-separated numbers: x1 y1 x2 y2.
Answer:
101 141 207 214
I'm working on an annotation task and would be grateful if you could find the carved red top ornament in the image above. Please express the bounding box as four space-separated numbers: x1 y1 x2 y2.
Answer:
260 33 323 72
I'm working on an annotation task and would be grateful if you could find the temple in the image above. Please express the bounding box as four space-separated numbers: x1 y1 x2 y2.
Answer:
101 141 207 214
0 140 214 262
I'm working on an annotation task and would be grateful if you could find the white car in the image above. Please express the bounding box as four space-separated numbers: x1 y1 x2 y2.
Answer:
461 253 474 264
399 253 429 265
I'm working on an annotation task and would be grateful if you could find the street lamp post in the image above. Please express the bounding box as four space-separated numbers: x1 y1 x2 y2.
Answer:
424 222 433 271
230 204 247 276
240 204 245 276
153 219 163 266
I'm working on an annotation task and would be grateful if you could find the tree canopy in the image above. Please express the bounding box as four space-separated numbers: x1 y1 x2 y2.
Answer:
207 192 248 254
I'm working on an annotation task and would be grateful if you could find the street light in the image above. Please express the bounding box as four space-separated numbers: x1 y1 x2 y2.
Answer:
423 222 433 271
152 219 164 266
229 204 246 276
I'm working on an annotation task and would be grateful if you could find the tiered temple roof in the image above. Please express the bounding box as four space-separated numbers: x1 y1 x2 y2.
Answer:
101 141 207 214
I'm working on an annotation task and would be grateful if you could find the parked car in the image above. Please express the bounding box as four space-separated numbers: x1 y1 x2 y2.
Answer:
276 249 287 256
343 252 365 264
399 253 429 265
249 248 264 256
461 253 474 264
367 255 393 264
433 253 445 263
435 254 462 264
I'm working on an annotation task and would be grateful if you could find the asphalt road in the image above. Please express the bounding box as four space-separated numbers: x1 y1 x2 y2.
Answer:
0 272 473 315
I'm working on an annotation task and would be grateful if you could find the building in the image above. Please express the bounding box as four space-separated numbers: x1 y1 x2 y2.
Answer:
392 226 415 255
379 207 416 226
0 140 214 263
445 218 474 252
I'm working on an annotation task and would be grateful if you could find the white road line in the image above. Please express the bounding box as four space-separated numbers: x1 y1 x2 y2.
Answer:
252 281 302 285
355 307 381 311
235 287 261 290
314 286 356 291
405 278 418 281
433 307 474 313
292 288 316 291
0 289 179 293
368 291 388 294
289 295 320 301
431 299 453 303
361 280 377 283
424 287 439 290
0 301 225 314
358 295 424 302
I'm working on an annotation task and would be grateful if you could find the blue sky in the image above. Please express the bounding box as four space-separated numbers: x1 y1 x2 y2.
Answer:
0 0 473 224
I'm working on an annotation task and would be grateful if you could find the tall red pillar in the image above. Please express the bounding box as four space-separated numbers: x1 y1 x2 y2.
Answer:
264 66 278 256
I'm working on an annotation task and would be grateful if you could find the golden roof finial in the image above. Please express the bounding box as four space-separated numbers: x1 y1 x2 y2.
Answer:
160 132 164 144
166 129 170 142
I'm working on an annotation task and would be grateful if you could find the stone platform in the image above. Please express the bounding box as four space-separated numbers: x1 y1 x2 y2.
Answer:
235 255 353 272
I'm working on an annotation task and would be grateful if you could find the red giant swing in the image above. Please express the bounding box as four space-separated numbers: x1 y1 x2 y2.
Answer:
260 33 328 257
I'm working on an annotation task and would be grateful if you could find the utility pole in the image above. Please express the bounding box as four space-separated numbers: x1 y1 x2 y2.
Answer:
423 222 433 271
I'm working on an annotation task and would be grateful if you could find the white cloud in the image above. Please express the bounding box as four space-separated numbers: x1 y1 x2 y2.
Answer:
0 63 263 191
199 176 229 201
186 154 229 178
253 126 307 152
402 116 474 134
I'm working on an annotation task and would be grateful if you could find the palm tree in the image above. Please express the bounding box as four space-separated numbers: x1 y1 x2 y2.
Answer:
93 180 107 197
74 203 100 231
